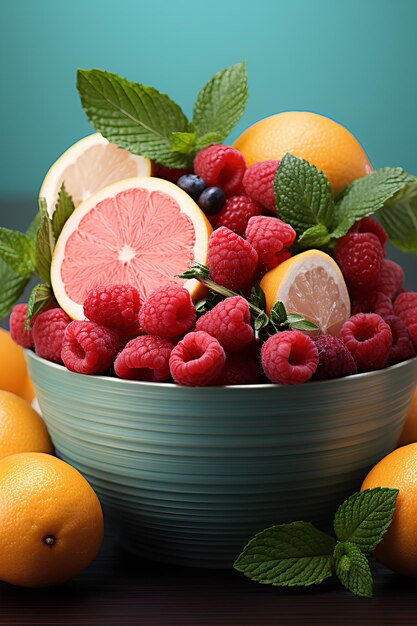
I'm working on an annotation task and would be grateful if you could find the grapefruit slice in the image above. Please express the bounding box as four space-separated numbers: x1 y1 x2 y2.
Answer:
260 250 351 336
40 133 151 214
51 177 212 319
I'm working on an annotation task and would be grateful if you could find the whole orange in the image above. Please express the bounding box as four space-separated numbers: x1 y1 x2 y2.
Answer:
0 329 35 403
361 443 417 576
0 452 104 587
233 111 373 196
397 386 417 446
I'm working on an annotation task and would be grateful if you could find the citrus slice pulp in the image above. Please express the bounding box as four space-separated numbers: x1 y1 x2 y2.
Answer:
260 250 351 336
40 133 151 214
51 177 212 319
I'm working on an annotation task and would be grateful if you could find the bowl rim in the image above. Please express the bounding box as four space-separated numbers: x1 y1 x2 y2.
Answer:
25 349 417 392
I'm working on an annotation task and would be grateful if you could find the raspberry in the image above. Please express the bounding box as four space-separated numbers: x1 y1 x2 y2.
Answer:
242 160 280 213
33 308 71 363
194 144 246 196
83 285 141 336
382 315 416 366
169 331 225 386
207 227 258 291
334 232 384 291
261 331 319 385
375 259 404 299
209 195 262 236
351 217 388 252
245 216 296 270
196 296 254 353
352 291 394 318
139 285 196 338
394 291 417 347
114 335 174 382
313 334 357 380
61 321 120 375
9 304 34 348
152 163 192 183
341 313 392 371
217 353 261 385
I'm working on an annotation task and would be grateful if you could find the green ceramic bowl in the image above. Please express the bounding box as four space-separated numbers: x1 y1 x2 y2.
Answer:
25 350 417 568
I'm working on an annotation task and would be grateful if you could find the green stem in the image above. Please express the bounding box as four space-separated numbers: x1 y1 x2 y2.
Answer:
191 274 265 318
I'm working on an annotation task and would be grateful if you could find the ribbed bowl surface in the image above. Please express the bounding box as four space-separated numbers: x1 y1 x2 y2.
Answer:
26 351 417 568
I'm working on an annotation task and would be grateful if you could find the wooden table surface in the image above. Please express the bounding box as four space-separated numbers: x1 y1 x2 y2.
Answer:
0 527 416 626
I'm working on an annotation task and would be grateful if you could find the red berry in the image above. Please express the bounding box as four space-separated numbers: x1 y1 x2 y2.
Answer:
139 285 196 338
33 308 71 363
245 216 296 270
375 259 404 299
341 313 392 371
207 227 258 291
152 163 193 183
169 331 225 386
194 144 246 196
351 217 388 252
261 331 319 385
334 232 384 291
352 291 394 318
217 353 261 385
114 335 174 382
209 195 262 236
382 315 416 366
9 304 33 348
83 285 141 337
242 160 280 213
196 296 254 354
394 291 417 347
313 334 357 380
61 321 120 375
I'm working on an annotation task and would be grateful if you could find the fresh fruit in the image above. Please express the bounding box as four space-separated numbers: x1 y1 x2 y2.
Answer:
260 250 350 336
152 163 192 183
352 291 394 318
169 331 226 386
61 321 121 375
0 452 103 587
0 391 53 460
242 160 280 212
39 133 151 213
361 443 417 576
383 315 415 366
9 304 34 348
51 177 213 319
375 259 404 299
394 291 417 347
0 329 34 402
176 174 206 201
83 284 142 336
197 186 226 215
334 232 384 291
351 216 388 252
218 353 261 385
245 216 296 270
207 227 258 291
261 330 319 385
233 111 373 196
341 313 392 371
32 308 71 363
196 295 254 353
397 387 417 446
313 335 357 380
114 335 174 382
194 144 247 197
209 195 262 236
139 285 196 338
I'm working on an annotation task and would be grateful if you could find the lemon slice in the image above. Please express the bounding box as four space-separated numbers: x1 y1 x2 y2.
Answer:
39 133 151 214
260 250 351 336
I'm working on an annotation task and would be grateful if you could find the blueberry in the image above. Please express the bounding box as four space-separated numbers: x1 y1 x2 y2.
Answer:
177 174 206 201
197 187 226 216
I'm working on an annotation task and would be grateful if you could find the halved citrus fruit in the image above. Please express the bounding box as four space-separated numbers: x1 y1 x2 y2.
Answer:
51 177 212 319
40 133 151 214
260 250 351 336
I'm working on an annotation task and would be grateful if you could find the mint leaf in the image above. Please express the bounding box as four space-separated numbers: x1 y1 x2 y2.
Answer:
171 132 196 157
196 131 225 152
0 260 29 319
0 227 36 278
25 283 55 330
26 212 41 241
332 168 415 240
250 282 266 312
290 319 320 331
270 300 287 325
36 200 55 286
297 224 330 250
51 184 75 240
333 487 398 555
77 68 191 168
234 521 336 587
275 153 334 234
334 542 373 598
193 62 248 142
379 180 417 254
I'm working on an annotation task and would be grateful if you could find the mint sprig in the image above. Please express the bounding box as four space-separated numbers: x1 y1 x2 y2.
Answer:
234 487 398 598
379 179 417 254
25 284 55 330
0 228 36 278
